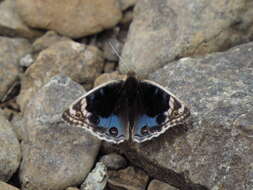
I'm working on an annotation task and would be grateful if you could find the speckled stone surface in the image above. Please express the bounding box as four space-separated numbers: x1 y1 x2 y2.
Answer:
16 0 122 38
17 40 103 111
0 110 21 181
0 0 42 39
108 166 149 190
0 37 31 100
148 179 179 190
100 153 127 170
19 75 101 190
80 162 108 190
106 42 253 190
0 181 20 190
120 0 253 77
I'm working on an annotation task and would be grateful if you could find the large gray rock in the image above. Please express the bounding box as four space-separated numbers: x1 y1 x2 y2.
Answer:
0 37 31 101
16 0 122 38
0 0 42 39
17 40 104 111
19 75 101 190
0 110 21 181
106 42 253 189
120 0 253 77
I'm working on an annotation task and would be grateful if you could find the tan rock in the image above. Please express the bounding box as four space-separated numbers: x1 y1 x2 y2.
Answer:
0 181 19 190
32 31 70 53
65 187 79 190
94 72 126 87
16 0 122 38
104 61 117 73
0 0 42 39
65 188 79 190
17 40 104 111
100 153 127 170
0 37 31 101
108 166 149 190
148 180 179 190
118 0 137 10
120 10 134 24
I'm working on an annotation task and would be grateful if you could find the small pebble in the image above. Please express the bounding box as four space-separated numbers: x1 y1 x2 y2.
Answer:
81 162 108 190
100 153 127 170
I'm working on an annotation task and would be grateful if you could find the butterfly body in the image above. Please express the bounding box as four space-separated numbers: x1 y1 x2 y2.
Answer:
62 74 190 144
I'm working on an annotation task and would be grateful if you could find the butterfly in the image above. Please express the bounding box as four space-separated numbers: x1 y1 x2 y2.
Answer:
62 72 190 144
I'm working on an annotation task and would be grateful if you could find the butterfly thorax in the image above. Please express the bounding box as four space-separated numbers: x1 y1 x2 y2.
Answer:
123 76 139 104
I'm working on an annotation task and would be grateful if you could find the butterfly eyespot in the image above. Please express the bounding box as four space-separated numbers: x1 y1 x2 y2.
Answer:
109 127 118 137
141 126 149 135
150 126 161 133
88 114 100 125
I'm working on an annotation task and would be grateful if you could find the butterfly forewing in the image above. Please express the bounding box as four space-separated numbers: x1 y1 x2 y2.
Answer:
62 80 129 144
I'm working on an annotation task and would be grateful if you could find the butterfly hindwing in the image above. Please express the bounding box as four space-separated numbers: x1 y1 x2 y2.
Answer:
131 80 190 143
62 80 128 144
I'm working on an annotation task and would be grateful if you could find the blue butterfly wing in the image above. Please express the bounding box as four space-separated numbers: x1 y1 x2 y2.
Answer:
62 76 190 144
132 80 190 143
62 80 129 144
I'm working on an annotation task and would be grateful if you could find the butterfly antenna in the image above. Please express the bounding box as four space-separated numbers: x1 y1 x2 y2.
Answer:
108 41 132 75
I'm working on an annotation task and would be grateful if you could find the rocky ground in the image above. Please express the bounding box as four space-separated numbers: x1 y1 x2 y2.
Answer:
0 0 252 190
